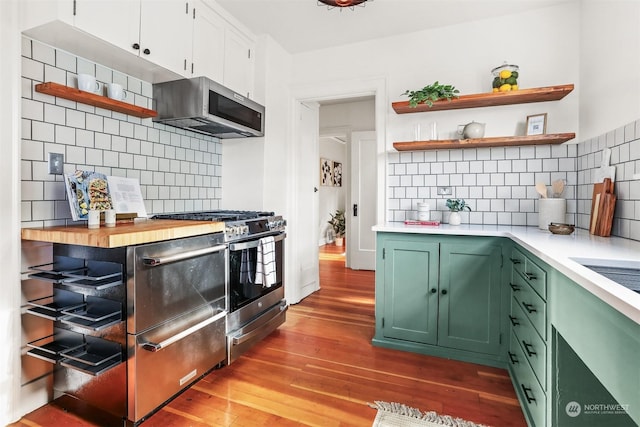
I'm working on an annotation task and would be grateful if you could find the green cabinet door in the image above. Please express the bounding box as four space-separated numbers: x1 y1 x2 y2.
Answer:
382 238 439 344
438 239 502 355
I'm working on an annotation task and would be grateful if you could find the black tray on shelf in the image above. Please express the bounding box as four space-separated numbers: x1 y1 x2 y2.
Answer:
60 313 121 331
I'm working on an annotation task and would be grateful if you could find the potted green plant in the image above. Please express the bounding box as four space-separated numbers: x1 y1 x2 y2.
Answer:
446 198 471 225
403 81 460 108
328 209 346 246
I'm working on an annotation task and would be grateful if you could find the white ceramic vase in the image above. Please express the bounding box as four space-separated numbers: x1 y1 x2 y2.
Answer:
449 211 461 226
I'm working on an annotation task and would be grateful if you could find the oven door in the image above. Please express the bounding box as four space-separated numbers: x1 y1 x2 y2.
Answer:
227 232 285 312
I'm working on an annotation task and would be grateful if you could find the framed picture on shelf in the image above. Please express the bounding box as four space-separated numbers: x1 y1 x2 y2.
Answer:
526 113 547 136
320 158 333 186
333 161 342 187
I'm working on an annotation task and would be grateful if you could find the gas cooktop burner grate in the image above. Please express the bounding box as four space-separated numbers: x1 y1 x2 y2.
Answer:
153 210 275 222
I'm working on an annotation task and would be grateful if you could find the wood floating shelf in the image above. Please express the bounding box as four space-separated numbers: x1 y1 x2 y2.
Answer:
35 82 157 119
392 84 574 114
393 133 576 151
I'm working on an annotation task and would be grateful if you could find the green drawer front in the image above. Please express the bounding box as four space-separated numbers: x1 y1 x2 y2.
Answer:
523 257 547 299
510 248 526 277
512 301 546 390
509 330 546 427
513 274 547 340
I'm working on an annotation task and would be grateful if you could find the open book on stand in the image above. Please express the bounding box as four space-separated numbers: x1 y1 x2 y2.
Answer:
65 170 147 221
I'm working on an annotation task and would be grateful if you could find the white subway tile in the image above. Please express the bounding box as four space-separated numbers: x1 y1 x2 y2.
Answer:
44 64 65 85
86 114 104 132
55 50 76 72
76 129 94 148
22 99 44 121
21 38 32 58
22 181 43 201
66 146 85 164
86 148 104 165
32 121 55 142
22 57 44 81
66 109 85 128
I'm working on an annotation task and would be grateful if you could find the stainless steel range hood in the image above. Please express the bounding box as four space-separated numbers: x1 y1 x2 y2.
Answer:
152 77 265 139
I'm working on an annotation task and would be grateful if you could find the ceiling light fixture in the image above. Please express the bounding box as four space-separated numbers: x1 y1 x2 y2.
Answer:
318 0 369 10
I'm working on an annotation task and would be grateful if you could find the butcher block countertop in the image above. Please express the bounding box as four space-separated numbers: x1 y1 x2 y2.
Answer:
21 219 224 248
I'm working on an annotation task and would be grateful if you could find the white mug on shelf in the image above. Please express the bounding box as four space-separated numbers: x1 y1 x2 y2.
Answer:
106 83 128 101
77 73 100 93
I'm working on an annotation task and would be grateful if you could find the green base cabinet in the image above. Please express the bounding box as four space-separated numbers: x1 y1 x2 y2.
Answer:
373 233 507 368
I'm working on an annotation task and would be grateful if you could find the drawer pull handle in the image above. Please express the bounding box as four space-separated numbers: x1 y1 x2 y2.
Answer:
510 258 522 265
508 351 518 365
521 384 536 404
524 272 537 280
509 315 520 326
510 283 520 292
522 302 537 314
522 341 537 357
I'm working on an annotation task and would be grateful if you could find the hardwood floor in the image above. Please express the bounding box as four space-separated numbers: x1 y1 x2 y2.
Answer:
10 244 526 427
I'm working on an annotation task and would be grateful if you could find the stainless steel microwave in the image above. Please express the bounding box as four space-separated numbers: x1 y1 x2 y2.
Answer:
152 77 265 139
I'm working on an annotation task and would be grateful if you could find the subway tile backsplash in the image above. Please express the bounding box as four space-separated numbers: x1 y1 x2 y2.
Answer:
386 121 640 242
387 144 578 226
21 38 222 227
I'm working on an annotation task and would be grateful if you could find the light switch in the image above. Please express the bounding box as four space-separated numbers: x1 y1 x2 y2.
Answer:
48 152 64 175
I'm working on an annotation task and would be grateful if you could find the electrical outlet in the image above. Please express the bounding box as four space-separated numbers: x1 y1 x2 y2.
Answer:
48 153 64 175
437 186 452 196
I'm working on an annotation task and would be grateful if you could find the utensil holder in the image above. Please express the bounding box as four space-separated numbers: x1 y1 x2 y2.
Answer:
538 198 566 230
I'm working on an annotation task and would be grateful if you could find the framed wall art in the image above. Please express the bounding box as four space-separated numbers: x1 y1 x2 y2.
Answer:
333 161 342 187
526 113 547 136
320 158 333 186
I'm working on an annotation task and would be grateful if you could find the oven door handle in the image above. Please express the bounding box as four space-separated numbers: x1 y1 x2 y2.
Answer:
229 233 285 251
142 244 227 267
232 303 287 346
141 310 226 352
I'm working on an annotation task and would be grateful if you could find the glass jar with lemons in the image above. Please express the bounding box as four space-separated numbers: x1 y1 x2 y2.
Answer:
491 63 519 92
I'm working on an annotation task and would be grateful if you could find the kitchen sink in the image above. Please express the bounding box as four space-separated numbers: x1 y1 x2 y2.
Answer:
571 258 640 293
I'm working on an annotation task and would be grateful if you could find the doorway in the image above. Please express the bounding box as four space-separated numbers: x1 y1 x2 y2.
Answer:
318 97 376 271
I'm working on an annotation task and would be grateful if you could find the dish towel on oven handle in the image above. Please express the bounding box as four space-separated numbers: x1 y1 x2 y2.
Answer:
255 236 277 287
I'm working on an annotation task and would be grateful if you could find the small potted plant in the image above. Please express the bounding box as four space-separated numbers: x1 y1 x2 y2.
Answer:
328 209 346 246
446 199 471 226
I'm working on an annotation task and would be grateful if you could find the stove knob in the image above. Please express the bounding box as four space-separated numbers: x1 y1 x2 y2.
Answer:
242 225 249 235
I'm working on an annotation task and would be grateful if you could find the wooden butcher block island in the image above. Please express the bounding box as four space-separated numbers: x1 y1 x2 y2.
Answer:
21 219 224 248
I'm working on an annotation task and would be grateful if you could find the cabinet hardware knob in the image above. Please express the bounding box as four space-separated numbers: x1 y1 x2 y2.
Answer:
510 283 520 291
508 351 518 364
510 258 521 265
523 302 537 314
132 43 140 50
430 288 437 294
143 48 151 55
524 272 537 280
509 315 519 326
441 289 447 295
522 341 537 357
521 384 536 404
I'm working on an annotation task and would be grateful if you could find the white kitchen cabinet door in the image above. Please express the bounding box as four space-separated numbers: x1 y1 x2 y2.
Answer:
191 0 225 81
139 0 193 77
73 0 140 54
223 26 254 97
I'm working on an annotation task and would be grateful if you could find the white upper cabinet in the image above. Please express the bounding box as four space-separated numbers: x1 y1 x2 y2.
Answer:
73 1 140 55
191 0 225 83
138 1 193 76
223 25 255 98
19 0 256 89
74 0 192 77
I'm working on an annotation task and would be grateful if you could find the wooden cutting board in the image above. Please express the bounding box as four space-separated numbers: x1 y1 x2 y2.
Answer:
590 178 615 236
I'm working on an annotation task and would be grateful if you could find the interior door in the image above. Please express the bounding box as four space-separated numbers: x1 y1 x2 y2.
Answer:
348 131 377 270
290 102 320 304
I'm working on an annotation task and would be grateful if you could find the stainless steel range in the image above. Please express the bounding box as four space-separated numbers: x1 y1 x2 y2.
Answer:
153 210 287 364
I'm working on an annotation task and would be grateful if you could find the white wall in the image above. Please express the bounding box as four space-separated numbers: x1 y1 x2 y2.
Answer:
579 1 640 140
292 3 580 150
1 2 23 424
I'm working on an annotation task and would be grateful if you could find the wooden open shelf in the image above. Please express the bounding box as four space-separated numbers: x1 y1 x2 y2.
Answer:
393 133 576 151
392 84 574 114
35 82 157 119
